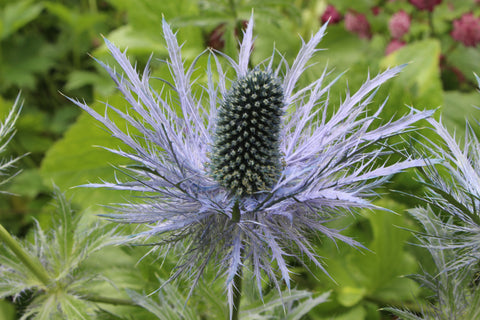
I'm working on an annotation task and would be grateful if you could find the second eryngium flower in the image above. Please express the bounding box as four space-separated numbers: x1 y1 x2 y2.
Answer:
69 15 433 312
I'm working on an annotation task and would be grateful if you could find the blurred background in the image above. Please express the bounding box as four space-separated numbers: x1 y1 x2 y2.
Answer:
1 0 479 319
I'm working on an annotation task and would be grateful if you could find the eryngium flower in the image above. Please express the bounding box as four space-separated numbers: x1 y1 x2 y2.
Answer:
68 16 433 308
413 86 480 272
210 68 283 196
385 207 480 320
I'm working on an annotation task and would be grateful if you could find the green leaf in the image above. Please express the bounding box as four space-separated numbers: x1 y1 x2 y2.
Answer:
6 169 47 198
105 0 203 58
25 295 57 320
337 286 367 308
40 93 134 209
332 0 377 12
53 188 75 270
0 0 43 40
1 188 118 319
0 34 58 90
442 90 480 138
353 200 421 301
380 39 443 109
0 299 16 320
330 304 367 320
65 70 111 93
58 294 91 320
127 286 199 320
284 291 330 320
95 25 167 57
15 106 54 152
312 199 422 316
448 45 480 84
242 290 310 317
44 2 106 35
240 289 329 320
382 307 423 320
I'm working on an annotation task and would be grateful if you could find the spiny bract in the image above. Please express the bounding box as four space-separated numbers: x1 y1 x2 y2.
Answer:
210 69 283 196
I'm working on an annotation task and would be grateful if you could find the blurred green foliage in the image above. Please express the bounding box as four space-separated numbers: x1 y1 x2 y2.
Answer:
1 0 479 319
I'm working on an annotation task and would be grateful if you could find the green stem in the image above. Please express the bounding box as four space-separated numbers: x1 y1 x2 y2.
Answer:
428 11 435 36
231 257 243 320
228 0 238 20
0 224 51 286
232 200 241 223
88 0 98 14
83 295 138 306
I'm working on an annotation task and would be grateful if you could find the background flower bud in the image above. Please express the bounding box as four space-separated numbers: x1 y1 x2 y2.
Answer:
409 0 442 11
345 11 371 39
385 39 406 55
451 13 480 47
321 5 342 24
389 10 411 39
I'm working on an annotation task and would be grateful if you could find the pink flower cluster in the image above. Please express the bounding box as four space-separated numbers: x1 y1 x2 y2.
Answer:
321 1 480 56
345 11 371 39
386 39 406 55
321 5 342 24
451 13 480 47
385 11 411 54
409 0 442 11
389 11 411 39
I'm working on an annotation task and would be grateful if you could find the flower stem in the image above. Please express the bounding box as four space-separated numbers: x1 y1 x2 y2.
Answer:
228 0 238 20
231 260 243 320
232 200 241 223
0 224 51 286
428 11 435 36
83 294 138 306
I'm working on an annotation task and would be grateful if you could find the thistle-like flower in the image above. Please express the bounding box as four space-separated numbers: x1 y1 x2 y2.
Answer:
385 207 480 319
383 76 480 319
412 98 480 271
69 16 433 312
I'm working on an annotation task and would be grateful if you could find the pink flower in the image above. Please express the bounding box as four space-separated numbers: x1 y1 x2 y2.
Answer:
451 13 480 47
207 24 226 50
321 5 342 24
385 39 406 55
371 6 381 16
345 11 371 39
389 11 411 39
409 0 442 11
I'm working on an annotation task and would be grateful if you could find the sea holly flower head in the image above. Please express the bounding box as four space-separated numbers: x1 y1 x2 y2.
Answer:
210 68 283 196
386 76 480 319
413 106 480 271
69 15 433 311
